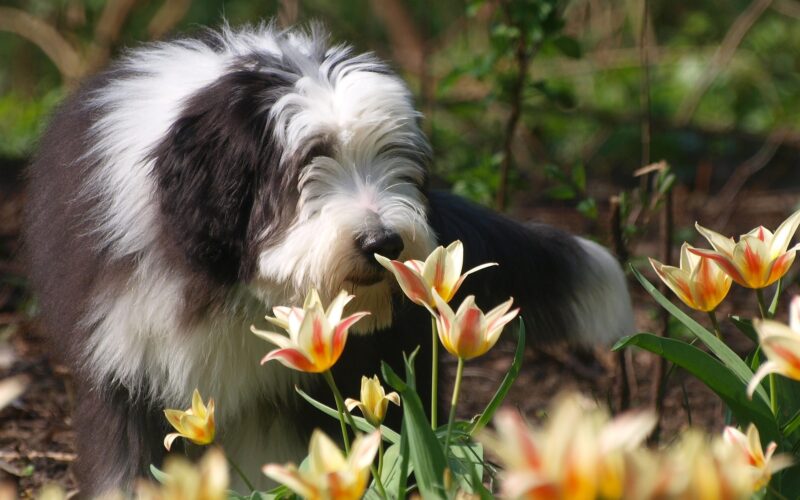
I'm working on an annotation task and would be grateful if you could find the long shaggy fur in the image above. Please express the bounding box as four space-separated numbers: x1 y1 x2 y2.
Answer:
25 23 634 495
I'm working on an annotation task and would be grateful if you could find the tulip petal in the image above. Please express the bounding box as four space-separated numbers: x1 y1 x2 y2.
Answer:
164 432 182 451
385 391 400 406
790 296 800 333
262 464 317 499
450 262 499 301
747 361 781 398
766 250 796 286
348 431 381 470
760 334 800 379
344 398 362 413
421 245 447 294
309 430 347 474
165 409 185 432
375 254 430 305
770 209 800 256
261 348 317 372
250 327 294 349
696 223 736 256
688 247 747 286
326 290 354 326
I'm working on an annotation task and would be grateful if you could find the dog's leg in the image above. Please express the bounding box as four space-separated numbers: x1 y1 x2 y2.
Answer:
72 382 169 497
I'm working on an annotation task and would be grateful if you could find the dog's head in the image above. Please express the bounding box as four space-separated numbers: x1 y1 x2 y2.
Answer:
144 25 436 330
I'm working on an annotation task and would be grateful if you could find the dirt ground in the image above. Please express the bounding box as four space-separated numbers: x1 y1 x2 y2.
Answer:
1 169 798 498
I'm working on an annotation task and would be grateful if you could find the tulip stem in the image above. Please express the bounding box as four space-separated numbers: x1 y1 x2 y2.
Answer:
227 455 256 492
431 315 439 430
707 310 722 340
377 438 385 478
756 289 768 319
323 370 351 455
770 373 779 417
323 371 388 499
443 358 465 458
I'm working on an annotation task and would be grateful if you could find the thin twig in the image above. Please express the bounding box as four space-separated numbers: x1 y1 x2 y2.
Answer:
148 0 192 39
676 0 773 125
87 0 139 72
277 0 299 28
709 130 785 227
0 7 83 82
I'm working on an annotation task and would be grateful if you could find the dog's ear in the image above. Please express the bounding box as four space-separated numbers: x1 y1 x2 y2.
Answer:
150 68 295 284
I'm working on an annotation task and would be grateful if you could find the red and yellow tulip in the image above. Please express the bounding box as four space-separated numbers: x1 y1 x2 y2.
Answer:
345 375 400 427
747 296 800 397
431 290 518 360
649 243 732 312
252 289 369 373
723 424 793 490
375 240 496 307
163 389 215 451
262 430 380 500
690 209 800 289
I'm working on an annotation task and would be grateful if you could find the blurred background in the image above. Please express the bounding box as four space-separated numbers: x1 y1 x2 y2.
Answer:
0 0 799 495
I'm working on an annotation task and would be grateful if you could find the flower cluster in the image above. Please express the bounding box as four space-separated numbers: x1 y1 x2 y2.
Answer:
263 430 381 500
650 209 800 312
480 394 791 499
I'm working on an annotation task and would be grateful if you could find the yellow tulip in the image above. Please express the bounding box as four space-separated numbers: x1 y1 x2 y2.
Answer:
345 375 400 427
747 296 800 397
691 209 800 289
263 429 380 500
252 289 369 373
163 389 215 451
431 290 518 360
375 240 496 307
723 424 793 490
649 243 732 312
137 447 228 500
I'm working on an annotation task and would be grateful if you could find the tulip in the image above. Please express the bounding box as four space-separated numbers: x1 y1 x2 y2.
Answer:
375 240 497 307
747 296 800 397
163 389 215 451
137 447 229 500
345 375 400 427
479 394 656 500
690 209 800 289
263 429 381 500
723 424 793 490
649 243 732 312
432 290 518 361
252 289 369 373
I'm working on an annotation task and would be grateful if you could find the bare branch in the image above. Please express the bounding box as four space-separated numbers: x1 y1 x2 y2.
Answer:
773 0 800 18
368 0 425 76
278 0 299 28
148 0 192 40
0 6 83 82
675 0 773 125
87 0 139 71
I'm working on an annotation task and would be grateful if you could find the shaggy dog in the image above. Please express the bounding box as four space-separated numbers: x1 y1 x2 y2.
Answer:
24 23 633 495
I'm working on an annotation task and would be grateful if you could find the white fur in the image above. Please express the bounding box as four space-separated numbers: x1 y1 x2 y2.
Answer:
572 238 635 344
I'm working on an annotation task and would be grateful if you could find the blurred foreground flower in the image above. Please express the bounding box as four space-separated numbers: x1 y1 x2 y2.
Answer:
252 289 369 373
691 209 800 289
432 290 518 360
164 389 215 451
479 394 656 499
0 374 29 410
747 296 800 397
649 243 732 312
723 424 792 490
137 447 228 500
263 429 380 500
345 375 400 427
375 240 496 307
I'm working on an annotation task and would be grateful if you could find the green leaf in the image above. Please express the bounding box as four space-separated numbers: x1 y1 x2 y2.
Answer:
546 185 576 200
782 408 800 436
552 35 582 58
769 278 783 317
576 198 598 220
295 386 400 444
470 321 525 435
729 315 758 344
614 334 779 443
150 464 170 484
630 266 770 405
571 164 586 191
448 442 485 494
382 353 447 499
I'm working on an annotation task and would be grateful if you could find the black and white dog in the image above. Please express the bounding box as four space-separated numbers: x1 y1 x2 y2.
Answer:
25 23 633 495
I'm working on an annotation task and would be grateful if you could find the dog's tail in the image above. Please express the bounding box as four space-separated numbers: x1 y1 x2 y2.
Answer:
427 190 634 345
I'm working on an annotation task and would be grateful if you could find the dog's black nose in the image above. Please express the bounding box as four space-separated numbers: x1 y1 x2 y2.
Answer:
357 230 404 261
